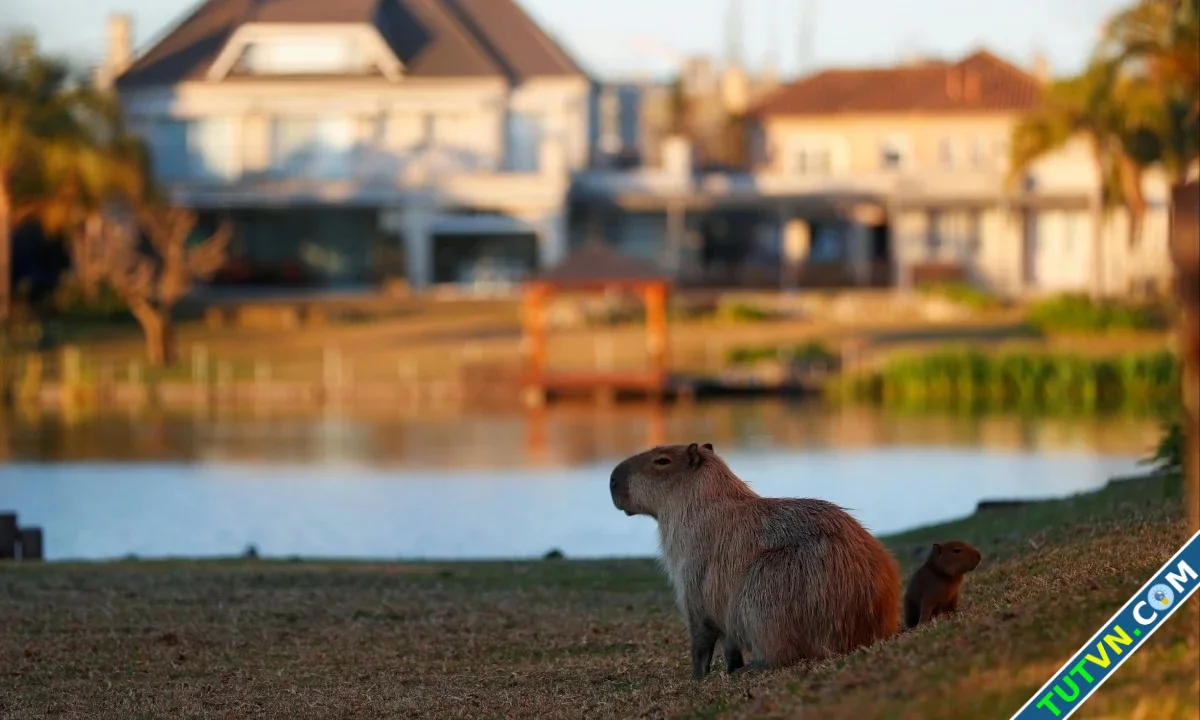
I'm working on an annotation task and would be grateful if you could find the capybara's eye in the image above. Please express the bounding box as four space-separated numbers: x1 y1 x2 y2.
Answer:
952 547 962 553
653 457 671 467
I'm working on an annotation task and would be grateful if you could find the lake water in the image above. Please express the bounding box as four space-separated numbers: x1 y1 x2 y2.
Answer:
0 401 1162 562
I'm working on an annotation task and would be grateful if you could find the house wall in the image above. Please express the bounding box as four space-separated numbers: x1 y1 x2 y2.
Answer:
756 113 1019 176
119 75 593 290
755 112 1176 298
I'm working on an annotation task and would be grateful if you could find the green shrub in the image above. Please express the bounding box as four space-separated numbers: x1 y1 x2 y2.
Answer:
727 341 839 366
1141 414 1184 475
832 348 1180 414
1025 293 1162 333
916 282 999 311
51 280 130 322
717 301 775 323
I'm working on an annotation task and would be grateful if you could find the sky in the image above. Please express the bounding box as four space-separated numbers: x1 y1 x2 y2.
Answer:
1 0 1132 80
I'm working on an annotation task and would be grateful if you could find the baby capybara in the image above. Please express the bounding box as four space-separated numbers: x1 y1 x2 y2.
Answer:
903 540 982 629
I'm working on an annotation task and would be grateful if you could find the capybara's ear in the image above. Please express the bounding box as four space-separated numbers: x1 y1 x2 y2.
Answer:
686 442 703 468
932 543 942 555
701 443 713 451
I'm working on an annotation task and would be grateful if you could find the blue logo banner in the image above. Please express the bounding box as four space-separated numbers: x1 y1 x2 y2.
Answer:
1009 529 1200 719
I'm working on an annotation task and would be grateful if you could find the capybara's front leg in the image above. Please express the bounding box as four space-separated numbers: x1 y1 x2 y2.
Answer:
722 637 744 674
919 599 936 626
689 619 721 680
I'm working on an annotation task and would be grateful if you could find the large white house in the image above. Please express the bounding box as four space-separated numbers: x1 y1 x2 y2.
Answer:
101 0 592 291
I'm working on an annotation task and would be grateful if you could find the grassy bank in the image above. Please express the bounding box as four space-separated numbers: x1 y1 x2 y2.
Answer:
831 348 1181 415
1 474 1195 719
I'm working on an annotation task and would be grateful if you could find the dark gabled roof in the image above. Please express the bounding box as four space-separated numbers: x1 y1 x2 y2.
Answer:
443 0 584 79
115 0 586 89
750 50 1042 117
533 240 671 289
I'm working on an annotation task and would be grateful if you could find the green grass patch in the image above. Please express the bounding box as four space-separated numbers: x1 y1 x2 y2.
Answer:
916 281 1002 311
830 348 1181 415
1025 293 1166 334
726 340 840 367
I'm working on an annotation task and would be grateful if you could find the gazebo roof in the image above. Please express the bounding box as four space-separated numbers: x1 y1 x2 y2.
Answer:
530 240 671 290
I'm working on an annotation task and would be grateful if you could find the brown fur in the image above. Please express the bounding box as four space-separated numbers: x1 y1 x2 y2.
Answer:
609 442 903 679
903 540 982 629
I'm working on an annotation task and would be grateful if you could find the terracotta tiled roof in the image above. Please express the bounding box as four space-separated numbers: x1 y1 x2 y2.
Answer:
115 0 586 89
534 241 670 287
749 50 1042 117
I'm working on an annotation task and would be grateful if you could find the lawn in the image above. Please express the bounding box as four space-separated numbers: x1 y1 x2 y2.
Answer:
1 476 1195 719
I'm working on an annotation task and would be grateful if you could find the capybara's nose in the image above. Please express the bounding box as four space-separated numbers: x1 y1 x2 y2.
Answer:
609 461 628 503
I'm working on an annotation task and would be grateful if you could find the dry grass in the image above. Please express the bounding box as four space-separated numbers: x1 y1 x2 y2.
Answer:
1 474 1195 719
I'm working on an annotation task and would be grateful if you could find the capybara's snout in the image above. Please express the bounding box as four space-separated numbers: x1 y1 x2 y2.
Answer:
610 460 633 515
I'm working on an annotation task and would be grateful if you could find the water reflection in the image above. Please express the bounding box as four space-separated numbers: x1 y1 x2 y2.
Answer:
1 402 1161 561
0 401 1163 469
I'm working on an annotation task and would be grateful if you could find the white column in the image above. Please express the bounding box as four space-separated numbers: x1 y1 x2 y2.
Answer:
781 214 810 291
241 111 271 177
403 203 433 290
848 222 872 286
665 202 686 277
536 209 567 269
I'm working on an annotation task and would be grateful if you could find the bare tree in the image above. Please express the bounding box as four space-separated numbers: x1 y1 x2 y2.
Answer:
68 206 229 366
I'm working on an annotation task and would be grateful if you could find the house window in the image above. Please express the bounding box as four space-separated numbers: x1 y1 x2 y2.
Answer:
938 138 956 169
970 138 988 169
881 137 907 171
792 147 832 176
236 37 368 75
993 139 1011 171
965 209 983 256
269 116 356 179
931 209 983 258
810 224 843 262
1063 211 1077 254
504 112 543 172
150 117 238 182
926 210 942 256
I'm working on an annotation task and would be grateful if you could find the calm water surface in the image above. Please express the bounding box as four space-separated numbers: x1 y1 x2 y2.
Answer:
0 401 1162 562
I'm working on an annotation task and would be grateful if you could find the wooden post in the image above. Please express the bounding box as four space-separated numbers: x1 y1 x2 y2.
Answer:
192 344 209 385
522 284 548 400
61 346 82 387
255 359 270 385
1170 181 1199 644
644 282 668 378
217 361 233 389
323 345 342 394
648 402 666 446
1170 182 1198 534
17 527 43 561
21 355 42 401
525 406 548 465
0 512 16 560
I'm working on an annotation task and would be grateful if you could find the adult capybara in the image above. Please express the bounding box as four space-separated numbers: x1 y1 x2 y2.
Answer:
610 442 902 678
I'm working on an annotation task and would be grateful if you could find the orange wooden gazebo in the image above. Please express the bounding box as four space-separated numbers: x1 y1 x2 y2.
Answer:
521 240 673 405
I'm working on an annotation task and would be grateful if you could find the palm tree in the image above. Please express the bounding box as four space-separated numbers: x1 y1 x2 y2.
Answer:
1099 0 1200 184
1009 58 1168 297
